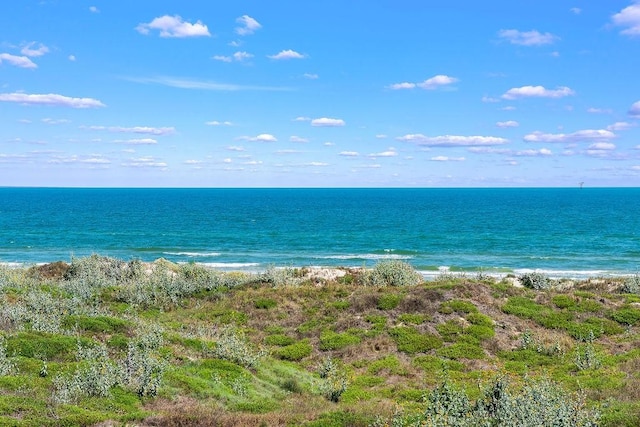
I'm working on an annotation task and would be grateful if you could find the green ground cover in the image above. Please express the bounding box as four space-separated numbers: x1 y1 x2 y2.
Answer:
0 257 639 426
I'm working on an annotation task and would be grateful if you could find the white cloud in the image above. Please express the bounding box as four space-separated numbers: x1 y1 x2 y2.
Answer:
482 96 500 103
311 117 345 127
68 55 76 61
20 42 49 57
289 136 309 143
389 75 458 90
42 118 70 125
89 6 99 13
240 134 277 142
513 148 552 157
612 3 640 37
268 49 305 60
276 149 301 154
122 156 168 168
213 55 232 63
233 51 253 61
0 92 105 108
0 53 37 68
226 146 245 151
587 107 612 114
629 101 640 117
570 7 582 14
397 134 509 146
235 15 262 36
85 125 174 135
206 120 232 126
303 73 318 79
368 149 397 158
293 116 311 122
126 76 289 92
607 121 634 131
340 151 359 157
184 160 202 165
501 106 516 111
136 15 210 38
417 75 458 89
323 142 335 146
588 142 616 150
114 138 158 145
389 82 416 90
376 134 388 139
502 85 575 100
306 162 329 167
498 29 558 46
431 156 465 162
496 120 519 128
524 129 616 143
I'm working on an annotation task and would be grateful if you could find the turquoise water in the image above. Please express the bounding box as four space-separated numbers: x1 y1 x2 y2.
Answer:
1 188 639 278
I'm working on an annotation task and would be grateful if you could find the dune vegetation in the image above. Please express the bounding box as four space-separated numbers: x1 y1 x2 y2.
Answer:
1 256 639 426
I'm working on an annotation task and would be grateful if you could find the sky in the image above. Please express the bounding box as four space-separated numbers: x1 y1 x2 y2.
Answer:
1 1 640 187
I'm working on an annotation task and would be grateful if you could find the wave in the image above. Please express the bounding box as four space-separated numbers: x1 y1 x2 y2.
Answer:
198 262 261 268
163 252 221 257
317 253 414 260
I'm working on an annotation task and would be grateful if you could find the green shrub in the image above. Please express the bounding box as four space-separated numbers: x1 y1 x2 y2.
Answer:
439 300 478 314
0 337 15 376
331 300 350 310
436 320 464 342
622 274 640 294
275 341 312 361
319 330 361 351
398 313 427 325
552 294 576 309
412 355 464 372
466 312 493 327
377 293 402 310
389 327 443 354
207 327 265 369
368 355 407 376
466 325 495 341
436 343 485 360
364 261 423 287
264 334 296 346
254 298 277 309
609 306 640 326
519 272 552 290
62 315 130 334
5 332 92 361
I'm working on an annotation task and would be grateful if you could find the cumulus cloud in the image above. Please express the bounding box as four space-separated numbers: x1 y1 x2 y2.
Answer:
268 49 305 60
496 120 519 128
122 156 168 168
114 138 158 145
587 107 613 114
68 55 76 61
502 85 574 100
293 116 311 122
498 29 558 46
311 117 346 127
629 101 640 117
0 92 105 108
136 15 210 38
588 142 616 150
524 129 615 143
0 53 37 68
289 136 309 143
303 73 319 79
482 96 500 103
397 134 509 147
239 134 277 142
20 42 49 57
368 149 397 158
430 156 465 161
235 15 262 36
607 121 634 131
376 134 388 139
214 51 253 62
339 151 359 157
89 6 99 13
305 162 329 167
84 125 174 135
42 118 70 125
513 148 552 157
226 146 245 151
389 75 458 90
206 120 233 126
418 75 458 89
612 3 640 37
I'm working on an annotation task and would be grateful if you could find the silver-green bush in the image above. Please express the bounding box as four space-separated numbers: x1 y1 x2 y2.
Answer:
364 260 423 287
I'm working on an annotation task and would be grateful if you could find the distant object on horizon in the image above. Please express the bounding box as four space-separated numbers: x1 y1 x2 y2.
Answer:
579 182 585 189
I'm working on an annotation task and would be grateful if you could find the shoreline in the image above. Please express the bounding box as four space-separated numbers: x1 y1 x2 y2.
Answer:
1 257 636 282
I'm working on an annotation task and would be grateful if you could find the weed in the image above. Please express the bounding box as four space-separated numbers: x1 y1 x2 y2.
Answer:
519 272 552 290
622 274 640 294
377 293 402 310
389 327 443 354
363 261 423 287
207 327 265 369
264 334 296 346
0 336 15 376
275 340 312 361
254 298 277 309
319 330 361 351
439 299 478 314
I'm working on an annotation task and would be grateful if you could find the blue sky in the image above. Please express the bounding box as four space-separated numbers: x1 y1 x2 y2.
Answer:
1 1 639 187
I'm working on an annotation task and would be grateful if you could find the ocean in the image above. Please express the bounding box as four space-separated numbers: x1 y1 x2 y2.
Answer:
0 187 639 279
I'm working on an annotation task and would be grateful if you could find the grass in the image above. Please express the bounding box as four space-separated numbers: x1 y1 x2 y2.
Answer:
0 255 638 425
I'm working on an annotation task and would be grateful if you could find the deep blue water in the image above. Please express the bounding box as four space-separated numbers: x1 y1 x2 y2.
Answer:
1 188 639 278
